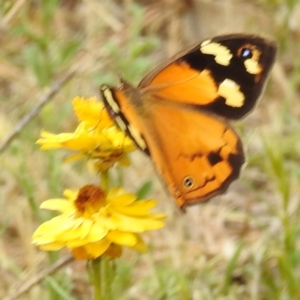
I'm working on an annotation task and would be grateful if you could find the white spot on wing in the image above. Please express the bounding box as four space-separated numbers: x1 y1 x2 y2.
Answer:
103 88 120 113
244 59 262 74
115 116 127 131
200 42 233 66
128 124 147 150
218 79 244 107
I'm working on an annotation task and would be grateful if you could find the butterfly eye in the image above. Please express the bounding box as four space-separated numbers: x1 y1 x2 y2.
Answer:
183 176 194 189
239 47 253 59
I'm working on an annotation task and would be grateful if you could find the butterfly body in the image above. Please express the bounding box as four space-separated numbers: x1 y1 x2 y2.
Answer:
101 34 277 209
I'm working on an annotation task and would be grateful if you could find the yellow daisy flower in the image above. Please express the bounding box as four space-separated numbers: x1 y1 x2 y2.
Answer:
36 97 135 171
72 96 114 128
32 185 166 259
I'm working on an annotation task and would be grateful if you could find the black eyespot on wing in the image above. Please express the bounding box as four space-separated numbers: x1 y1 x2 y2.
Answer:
183 176 194 189
240 47 253 59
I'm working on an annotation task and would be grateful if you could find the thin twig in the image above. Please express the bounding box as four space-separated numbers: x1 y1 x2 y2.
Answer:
3 254 74 300
0 69 75 153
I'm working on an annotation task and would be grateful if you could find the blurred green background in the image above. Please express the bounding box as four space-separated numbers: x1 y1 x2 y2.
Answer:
1 0 300 299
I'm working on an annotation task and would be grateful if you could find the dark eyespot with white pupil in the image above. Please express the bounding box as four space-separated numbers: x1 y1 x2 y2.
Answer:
183 176 194 189
240 47 253 59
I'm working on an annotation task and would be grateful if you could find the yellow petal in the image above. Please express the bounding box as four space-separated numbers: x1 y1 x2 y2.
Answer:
67 238 91 247
64 152 85 163
109 193 136 206
94 215 118 231
106 230 138 247
37 242 65 251
106 187 126 200
87 223 108 241
32 234 56 245
107 211 165 232
112 200 158 216
72 96 113 128
62 219 93 241
37 131 76 149
33 215 77 240
83 239 111 258
40 199 73 212
61 135 99 151
63 189 78 201
130 235 147 253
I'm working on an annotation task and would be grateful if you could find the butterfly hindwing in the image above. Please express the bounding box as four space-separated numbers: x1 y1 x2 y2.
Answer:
133 100 245 207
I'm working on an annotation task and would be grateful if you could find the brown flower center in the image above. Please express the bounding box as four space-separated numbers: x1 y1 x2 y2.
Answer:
75 185 105 215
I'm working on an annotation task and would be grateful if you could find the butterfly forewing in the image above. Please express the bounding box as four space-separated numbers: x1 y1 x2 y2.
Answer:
140 34 277 119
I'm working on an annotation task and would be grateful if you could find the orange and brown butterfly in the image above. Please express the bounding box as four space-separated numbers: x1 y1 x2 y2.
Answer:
100 34 277 210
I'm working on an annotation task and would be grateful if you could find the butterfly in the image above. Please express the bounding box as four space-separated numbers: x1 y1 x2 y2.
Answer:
100 34 277 209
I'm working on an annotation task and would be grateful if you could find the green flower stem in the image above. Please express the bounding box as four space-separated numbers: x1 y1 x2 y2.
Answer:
94 171 114 299
91 256 114 300
94 169 112 300
102 256 113 300
92 257 102 300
